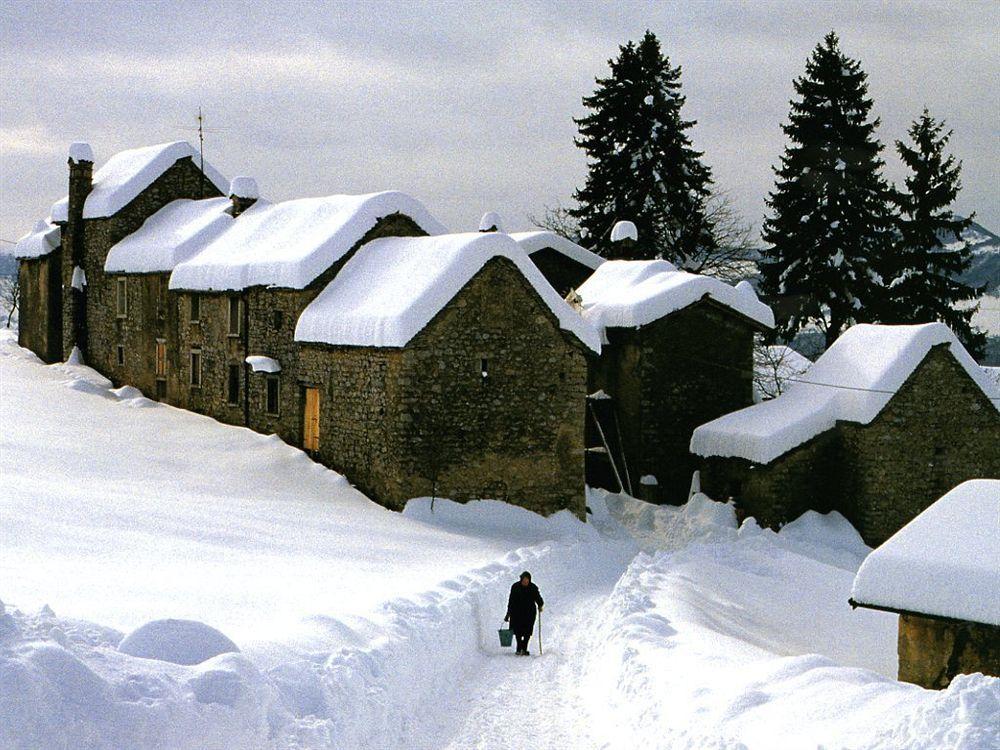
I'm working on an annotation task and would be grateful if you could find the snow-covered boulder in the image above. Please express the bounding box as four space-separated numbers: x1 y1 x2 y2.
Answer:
118 619 239 666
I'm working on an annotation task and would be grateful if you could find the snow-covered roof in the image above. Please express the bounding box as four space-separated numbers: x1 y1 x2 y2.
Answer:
245 355 280 373
13 219 61 260
508 231 604 271
105 198 232 274
851 479 1000 626
170 191 446 292
983 366 1000 390
691 323 1000 465
295 232 601 352
576 260 775 336
50 142 228 222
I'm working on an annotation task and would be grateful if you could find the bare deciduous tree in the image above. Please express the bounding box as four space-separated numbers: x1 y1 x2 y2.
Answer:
0 275 19 328
752 339 813 402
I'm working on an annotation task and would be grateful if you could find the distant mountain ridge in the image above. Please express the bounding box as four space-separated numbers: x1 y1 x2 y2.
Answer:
952 218 1000 293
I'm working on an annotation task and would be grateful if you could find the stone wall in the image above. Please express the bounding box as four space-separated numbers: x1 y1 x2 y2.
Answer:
898 613 1000 689
526 247 596 297
17 250 63 363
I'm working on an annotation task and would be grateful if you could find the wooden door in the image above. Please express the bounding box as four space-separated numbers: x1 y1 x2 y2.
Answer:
303 387 320 452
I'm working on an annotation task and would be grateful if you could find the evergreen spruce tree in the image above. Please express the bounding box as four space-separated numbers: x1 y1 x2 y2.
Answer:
760 32 896 347
886 109 985 356
571 31 716 265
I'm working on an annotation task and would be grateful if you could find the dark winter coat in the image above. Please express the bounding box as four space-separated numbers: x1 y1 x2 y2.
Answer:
506 581 543 636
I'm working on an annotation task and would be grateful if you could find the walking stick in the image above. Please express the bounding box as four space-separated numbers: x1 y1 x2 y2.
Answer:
538 607 543 656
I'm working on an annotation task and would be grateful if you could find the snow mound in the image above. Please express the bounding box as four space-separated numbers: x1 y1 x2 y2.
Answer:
692 322 999 464
610 220 637 242
596 489 738 553
478 211 504 232
68 141 94 162
294 231 601 351
12 219 61 260
170 191 447 291
576 259 775 336
51 141 227 222
508 230 604 270
104 197 232 274
851 479 1000 625
229 175 258 199
118 619 239 665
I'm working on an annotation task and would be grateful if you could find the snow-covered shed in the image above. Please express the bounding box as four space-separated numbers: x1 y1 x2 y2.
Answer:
849 479 1000 689
13 220 63 363
507 231 605 297
574 259 774 504
294 232 599 517
692 323 1000 545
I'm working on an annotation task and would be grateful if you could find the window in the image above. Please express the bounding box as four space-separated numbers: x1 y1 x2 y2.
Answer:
480 357 489 382
266 375 280 415
228 297 242 337
190 350 202 387
227 364 240 405
157 276 167 319
116 277 127 318
155 339 166 377
272 310 284 330
116 344 124 366
190 295 201 323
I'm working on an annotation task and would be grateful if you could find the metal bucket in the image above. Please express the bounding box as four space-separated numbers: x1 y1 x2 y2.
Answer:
498 627 514 648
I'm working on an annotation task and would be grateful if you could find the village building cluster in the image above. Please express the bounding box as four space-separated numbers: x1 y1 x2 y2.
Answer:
15 141 999 525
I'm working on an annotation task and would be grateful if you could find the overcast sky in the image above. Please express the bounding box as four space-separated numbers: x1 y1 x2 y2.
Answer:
2 0 997 251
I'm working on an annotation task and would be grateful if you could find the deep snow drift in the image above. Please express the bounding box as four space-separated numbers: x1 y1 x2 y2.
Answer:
1 330 997 749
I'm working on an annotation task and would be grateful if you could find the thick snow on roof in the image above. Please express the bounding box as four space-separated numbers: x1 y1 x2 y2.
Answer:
170 191 446 291
576 259 775 335
508 231 604 271
50 142 227 222
691 323 1000 464
245 355 281 373
851 480 1000 625
13 219 61 259
295 232 601 351
105 198 232 274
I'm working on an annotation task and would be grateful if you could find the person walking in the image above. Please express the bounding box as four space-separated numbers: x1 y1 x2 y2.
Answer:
505 571 544 656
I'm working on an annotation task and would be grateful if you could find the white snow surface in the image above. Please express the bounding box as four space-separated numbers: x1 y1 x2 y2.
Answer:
576 259 775 336
610 220 638 242
294 232 601 351
118 619 240 665
508 230 605 270
245 355 281 373
104 197 232 274
851 479 1000 626
70 266 86 291
68 141 94 162
229 175 259 199
170 191 446 291
13 219 61 259
692 322 1000 464
478 211 504 232
50 141 228 222
2 330 998 749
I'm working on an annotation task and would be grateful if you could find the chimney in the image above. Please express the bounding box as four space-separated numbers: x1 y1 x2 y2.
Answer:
608 220 638 259
228 176 259 217
64 142 94 361
478 211 504 233
67 142 94 227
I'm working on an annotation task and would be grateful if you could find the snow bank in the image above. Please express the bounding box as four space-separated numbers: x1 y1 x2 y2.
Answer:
51 141 227 222
508 230 605 270
12 219 61 260
692 322 1000 464
851 479 1000 625
118 619 240 665
170 191 447 291
576 259 775 337
245 355 280 373
104 197 232 274
294 232 601 351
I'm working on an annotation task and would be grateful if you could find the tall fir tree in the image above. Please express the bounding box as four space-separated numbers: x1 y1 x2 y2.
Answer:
760 32 896 348
885 109 985 356
571 31 716 265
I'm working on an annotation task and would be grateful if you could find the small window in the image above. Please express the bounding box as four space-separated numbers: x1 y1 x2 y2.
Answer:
272 310 284 330
155 339 166 377
227 364 240 405
228 297 242 337
190 295 201 323
480 357 489 381
116 277 127 318
266 375 280 415
190 350 202 387
116 344 124 366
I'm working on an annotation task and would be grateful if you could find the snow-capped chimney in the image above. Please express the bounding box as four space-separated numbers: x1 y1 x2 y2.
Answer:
479 211 504 233
608 220 638 259
67 142 94 224
228 176 259 217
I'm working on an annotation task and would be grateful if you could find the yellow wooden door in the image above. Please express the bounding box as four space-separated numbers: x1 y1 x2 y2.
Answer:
304 387 320 451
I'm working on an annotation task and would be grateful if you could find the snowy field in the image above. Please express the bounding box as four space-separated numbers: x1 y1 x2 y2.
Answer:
1 329 998 749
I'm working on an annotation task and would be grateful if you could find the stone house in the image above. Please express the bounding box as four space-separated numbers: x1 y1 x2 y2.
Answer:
294 232 600 515
691 323 1000 546
13 221 63 363
508 231 605 297
575 259 775 503
850 479 1000 689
